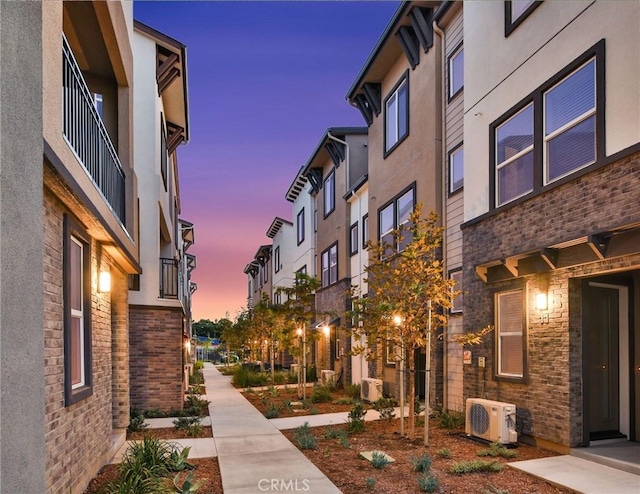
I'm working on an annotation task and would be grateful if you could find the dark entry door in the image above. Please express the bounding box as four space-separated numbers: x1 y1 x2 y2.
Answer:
585 285 620 438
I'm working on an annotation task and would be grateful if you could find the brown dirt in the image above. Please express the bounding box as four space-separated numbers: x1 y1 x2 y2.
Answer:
282 418 572 494
84 457 222 493
127 426 213 440
242 387 367 417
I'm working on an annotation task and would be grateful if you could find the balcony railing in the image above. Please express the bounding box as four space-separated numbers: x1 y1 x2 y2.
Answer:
62 36 125 223
160 258 178 299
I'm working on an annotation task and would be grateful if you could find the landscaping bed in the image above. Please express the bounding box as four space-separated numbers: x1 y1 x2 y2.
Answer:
282 418 572 493
127 426 213 441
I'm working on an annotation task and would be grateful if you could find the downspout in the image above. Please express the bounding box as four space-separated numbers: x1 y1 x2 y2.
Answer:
433 18 448 410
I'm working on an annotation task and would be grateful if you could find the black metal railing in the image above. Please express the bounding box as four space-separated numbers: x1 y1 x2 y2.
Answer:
62 36 125 223
160 258 178 299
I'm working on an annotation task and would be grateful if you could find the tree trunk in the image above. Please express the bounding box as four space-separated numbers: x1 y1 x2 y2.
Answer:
408 347 415 439
270 341 275 383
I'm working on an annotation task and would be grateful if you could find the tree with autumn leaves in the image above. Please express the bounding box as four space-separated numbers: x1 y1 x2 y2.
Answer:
350 205 457 442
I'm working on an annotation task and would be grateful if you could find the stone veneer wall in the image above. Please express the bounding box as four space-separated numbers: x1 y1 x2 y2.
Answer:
43 188 119 493
462 151 640 448
129 306 184 412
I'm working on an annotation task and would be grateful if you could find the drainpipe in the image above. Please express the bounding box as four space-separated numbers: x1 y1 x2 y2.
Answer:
433 18 449 410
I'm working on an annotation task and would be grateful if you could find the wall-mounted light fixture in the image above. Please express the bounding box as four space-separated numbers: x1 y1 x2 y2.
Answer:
98 270 111 293
393 314 403 326
323 325 330 337
536 292 549 324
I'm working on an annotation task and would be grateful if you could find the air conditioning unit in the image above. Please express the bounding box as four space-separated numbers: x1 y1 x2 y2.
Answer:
320 370 335 386
360 378 383 402
465 398 518 444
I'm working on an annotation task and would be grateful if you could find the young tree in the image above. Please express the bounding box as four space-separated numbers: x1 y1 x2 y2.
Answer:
351 206 456 442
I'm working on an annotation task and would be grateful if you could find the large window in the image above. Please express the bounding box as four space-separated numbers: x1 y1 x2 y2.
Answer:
449 144 464 194
505 1 541 36
378 185 415 256
324 170 335 217
448 44 464 99
64 215 92 405
297 208 305 245
321 243 338 287
385 73 409 154
349 223 359 256
491 42 602 209
496 290 524 379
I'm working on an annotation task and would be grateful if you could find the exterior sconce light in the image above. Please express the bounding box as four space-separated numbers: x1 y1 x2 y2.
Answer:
536 292 549 324
98 270 111 293
296 328 303 337
323 325 330 337
393 314 403 326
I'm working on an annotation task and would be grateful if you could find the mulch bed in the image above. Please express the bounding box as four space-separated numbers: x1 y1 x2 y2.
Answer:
127 426 213 440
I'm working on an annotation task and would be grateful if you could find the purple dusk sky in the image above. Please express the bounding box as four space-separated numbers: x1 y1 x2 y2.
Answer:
134 1 399 321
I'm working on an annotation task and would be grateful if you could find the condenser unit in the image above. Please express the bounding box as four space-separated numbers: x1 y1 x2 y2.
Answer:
465 398 518 444
360 378 383 402
320 370 335 386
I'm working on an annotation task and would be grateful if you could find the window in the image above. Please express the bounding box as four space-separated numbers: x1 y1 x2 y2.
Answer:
324 171 335 217
160 117 168 190
274 246 280 273
349 223 359 256
362 214 369 249
321 243 338 287
378 185 415 256
450 269 463 313
385 73 409 154
505 1 541 36
263 261 268 283
297 209 305 245
496 290 524 379
448 45 464 99
491 43 602 209
64 215 92 405
449 144 464 194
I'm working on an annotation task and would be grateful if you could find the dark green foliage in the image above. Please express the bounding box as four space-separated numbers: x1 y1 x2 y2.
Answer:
172 417 202 437
127 413 149 433
450 459 503 474
477 442 517 459
306 365 317 383
294 422 317 450
310 386 332 403
372 397 396 421
265 403 281 419
231 367 268 388
370 451 390 469
411 455 432 473
417 473 439 493
438 408 465 429
344 383 361 398
184 393 210 416
346 402 367 434
365 477 376 489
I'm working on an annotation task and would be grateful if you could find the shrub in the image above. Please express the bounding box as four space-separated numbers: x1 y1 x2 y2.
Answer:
189 384 204 395
370 451 390 469
311 386 332 403
194 361 204 371
174 471 203 494
437 447 452 459
184 394 210 416
365 477 376 489
344 383 361 398
189 371 204 386
309 406 320 415
332 397 356 405
450 459 503 474
347 402 367 434
173 417 202 437
128 413 149 433
324 426 342 439
417 473 439 493
372 397 396 421
477 442 517 459
438 408 465 429
168 446 195 471
265 403 281 419
294 422 317 450
142 408 166 419
411 455 432 473
414 397 425 416
306 365 317 383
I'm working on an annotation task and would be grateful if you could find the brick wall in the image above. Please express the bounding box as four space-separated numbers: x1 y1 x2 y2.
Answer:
462 152 640 448
129 305 184 412
43 188 119 493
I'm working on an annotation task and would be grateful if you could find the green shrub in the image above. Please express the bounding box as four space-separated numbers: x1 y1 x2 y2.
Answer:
450 459 503 474
417 473 439 493
437 447 452 459
414 397 425 416
306 365 317 383
265 403 281 419
344 383 361 398
189 371 204 386
365 477 376 489
346 403 367 434
127 413 149 433
189 384 204 395
172 417 202 437
372 397 396 421
309 406 320 415
324 426 342 439
173 471 203 494
184 394 210 416
332 397 356 405
411 454 432 473
194 361 204 371
438 408 465 429
231 366 268 388
370 451 390 469
311 386 332 403
142 408 166 419
477 442 517 459
294 422 317 450
168 446 195 471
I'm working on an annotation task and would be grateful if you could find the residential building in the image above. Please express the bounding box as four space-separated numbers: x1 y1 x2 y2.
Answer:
462 0 640 450
1 1 139 491
129 21 194 413
302 127 369 385
286 169 315 279
267 216 295 304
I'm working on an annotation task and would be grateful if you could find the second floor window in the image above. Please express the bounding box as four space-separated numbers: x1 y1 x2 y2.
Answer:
362 214 369 249
349 223 359 256
297 209 305 245
324 171 335 217
449 144 464 194
379 186 415 256
385 74 409 154
321 243 338 287
448 45 464 99
274 246 280 273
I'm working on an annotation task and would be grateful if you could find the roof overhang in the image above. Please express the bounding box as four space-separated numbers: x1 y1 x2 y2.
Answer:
179 219 194 251
254 244 272 266
286 168 308 203
267 217 293 239
244 261 260 278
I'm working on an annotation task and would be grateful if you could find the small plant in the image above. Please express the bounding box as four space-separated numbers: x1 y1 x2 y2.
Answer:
323 447 331 457
477 442 517 459
184 393 210 416
173 417 202 437
142 408 166 418
482 487 510 494
174 471 203 493
370 451 391 469
189 383 204 395
265 403 281 419
168 446 195 471
417 473 439 493
294 422 317 450
332 397 356 405
414 397 425 416
365 477 376 489
267 385 280 397
310 385 332 403
346 402 367 434
189 371 204 386
194 360 204 371
372 397 396 421
282 399 293 411
344 383 361 398
324 426 341 439
438 408 465 429
309 406 320 415
437 447 452 459
411 454 432 473
450 459 503 474
127 413 149 433
339 435 350 448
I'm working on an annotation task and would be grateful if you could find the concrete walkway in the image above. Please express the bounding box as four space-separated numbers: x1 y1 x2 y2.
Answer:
204 363 341 493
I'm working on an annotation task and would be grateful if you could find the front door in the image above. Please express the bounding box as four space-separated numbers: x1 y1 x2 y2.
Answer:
584 284 620 439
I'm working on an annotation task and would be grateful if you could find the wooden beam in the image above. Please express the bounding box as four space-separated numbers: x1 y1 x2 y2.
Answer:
156 52 179 81
362 83 381 116
408 6 433 53
158 67 180 95
540 248 558 269
396 26 420 69
504 257 519 277
354 94 373 125
587 234 609 260
475 265 488 283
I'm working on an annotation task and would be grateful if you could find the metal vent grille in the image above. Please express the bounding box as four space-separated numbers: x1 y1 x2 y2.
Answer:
361 379 370 397
470 403 490 434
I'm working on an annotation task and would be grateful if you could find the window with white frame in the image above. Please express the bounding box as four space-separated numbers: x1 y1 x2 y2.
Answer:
448 45 464 99
450 269 463 313
492 44 601 209
349 223 359 256
385 74 409 153
274 246 280 273
297 208 305 245
64 215 92 405
324 171 335 217
496 290 524 378
449 144 464 194
379 186 415 256
321 243 338 287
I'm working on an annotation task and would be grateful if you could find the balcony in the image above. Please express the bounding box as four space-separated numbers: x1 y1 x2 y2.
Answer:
160 258 178 299
62 36 125 223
